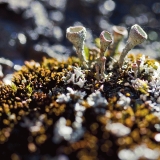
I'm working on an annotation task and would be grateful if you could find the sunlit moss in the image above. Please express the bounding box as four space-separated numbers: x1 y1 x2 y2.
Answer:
1 26 160 160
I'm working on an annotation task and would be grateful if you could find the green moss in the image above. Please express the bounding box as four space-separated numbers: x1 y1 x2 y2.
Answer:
26 84 32 96
11 83 17 92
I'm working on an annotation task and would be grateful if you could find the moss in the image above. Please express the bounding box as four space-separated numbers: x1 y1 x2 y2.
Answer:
1 27 160 160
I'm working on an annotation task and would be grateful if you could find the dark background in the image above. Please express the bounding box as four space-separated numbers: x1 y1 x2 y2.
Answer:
0 0 160 64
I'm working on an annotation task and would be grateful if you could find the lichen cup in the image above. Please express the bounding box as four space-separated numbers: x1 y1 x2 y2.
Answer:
66 26 88 68
109 26 128 57
118 24 147 67
96 31 113 80
100 31 113 57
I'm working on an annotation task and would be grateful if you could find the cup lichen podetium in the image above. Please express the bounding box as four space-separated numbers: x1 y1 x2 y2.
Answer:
66 26 88 68
118 24 148 67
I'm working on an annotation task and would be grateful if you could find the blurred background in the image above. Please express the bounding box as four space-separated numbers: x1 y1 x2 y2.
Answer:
0 0 160 83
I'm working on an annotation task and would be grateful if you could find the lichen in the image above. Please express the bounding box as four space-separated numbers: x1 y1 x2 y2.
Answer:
1 24 160 160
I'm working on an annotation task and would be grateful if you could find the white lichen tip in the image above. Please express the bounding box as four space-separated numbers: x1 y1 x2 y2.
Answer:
128 24 147 47
65 67 86 88
52 117 73 144
100 31 113 53
66 26 86 48
87 91 108 107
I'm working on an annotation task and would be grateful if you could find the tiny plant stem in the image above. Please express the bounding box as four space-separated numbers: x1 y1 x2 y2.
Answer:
95 63 100 80
136 59 141 77
132 63 138 78
96 31 113 80
100 56 106 77
77 46 88 68
118 42 132 67
109 41 120 57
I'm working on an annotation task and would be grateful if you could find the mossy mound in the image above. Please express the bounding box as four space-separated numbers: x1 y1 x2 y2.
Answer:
0 54 160 160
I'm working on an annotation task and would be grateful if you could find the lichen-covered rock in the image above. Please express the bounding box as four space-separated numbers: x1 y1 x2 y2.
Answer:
0 51 160 160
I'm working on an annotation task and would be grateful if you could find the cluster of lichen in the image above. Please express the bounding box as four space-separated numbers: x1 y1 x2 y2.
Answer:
1 25 160 160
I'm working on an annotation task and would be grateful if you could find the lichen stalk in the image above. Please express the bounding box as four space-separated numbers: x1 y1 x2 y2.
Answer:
96 31 113 80
118 24 147 68
109 26 128 57
66 26 88 68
